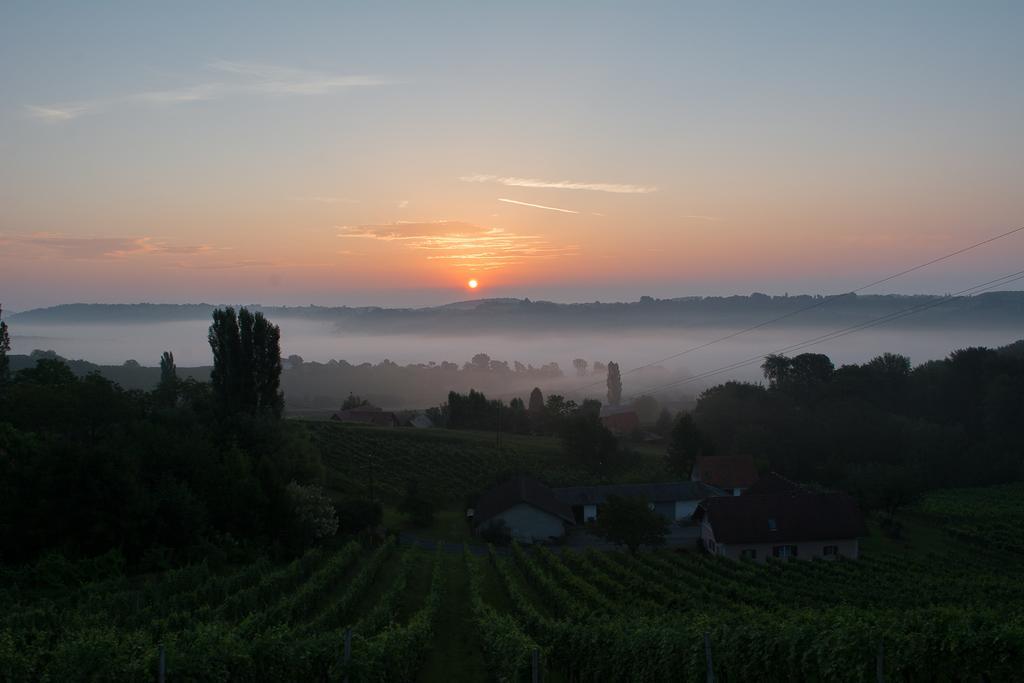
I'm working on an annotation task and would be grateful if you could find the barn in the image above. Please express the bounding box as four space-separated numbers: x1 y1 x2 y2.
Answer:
694 490 867 561
553 481 725 524
474 476 575 543
599 405 640 434
691 454 760 495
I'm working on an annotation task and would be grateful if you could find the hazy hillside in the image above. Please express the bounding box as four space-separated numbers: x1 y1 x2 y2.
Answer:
9 291 1024 333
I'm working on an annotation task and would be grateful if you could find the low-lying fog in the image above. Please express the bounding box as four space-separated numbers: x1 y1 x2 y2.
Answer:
11 318 1020 397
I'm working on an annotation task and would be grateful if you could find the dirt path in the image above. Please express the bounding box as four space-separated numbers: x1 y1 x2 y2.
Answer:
415 553 488 682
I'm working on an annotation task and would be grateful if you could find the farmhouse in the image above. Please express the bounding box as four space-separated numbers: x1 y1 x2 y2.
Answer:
553 481 724 524
691 454 759 495
474 476 575 543
330 408 400 427
599 404 640 434
694 491 867 561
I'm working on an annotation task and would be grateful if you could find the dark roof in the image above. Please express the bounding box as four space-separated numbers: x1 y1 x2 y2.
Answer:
552 481 724 507
696 492 867 544
599 405 638 417
475 476 575 527
332 410 398 426
693 455 759 489
744 472 801 496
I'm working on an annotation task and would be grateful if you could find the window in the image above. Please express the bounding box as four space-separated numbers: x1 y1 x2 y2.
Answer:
741 549 757 560
706 538 716 553
772 545 798 559
767 518 777 531
823 545 839 557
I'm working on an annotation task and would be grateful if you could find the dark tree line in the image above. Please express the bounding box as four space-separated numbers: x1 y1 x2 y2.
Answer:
0 307 331 567
686 342 1024 511
429 386 622 474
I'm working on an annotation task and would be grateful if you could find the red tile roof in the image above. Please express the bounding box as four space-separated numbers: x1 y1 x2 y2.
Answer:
331 409 399 427
693 455 759 489
697 491 867 544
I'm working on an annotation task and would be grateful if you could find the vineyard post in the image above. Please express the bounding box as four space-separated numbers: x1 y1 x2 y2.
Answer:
157 643 165 683
876 642 884 683
343 627 352 683
704 632 715 683
531 647 540 683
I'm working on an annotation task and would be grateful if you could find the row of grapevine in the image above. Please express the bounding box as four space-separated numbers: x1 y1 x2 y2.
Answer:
464 547 539 682
346 545 445 681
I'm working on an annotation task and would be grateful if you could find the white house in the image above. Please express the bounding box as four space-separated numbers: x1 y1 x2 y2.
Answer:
474 476 576 543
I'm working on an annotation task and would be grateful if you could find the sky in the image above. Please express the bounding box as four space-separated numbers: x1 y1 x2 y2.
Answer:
1 1 1023 312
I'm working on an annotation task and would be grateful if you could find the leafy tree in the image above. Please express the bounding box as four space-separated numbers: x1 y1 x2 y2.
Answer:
761 354 790 389
592 361 606 375
342 393 370 410
632 394 660 423
544 394 577 418
787 353 834 398
156 351 178 407
579 398 602 419
15 358 77 386
666 412 711 477
208 306 283 417
528 387 545 414
447 389 500 430
334 498 383 534
0 304 10 388
399 479 435 528
592 495 669 553
470 353 491 371
560 413 619 473
286 481 339 548
654 408 674 436
572 358 588 376
606 361 622 406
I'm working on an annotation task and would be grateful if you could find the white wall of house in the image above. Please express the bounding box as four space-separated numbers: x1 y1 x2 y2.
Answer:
700 520 859 561
716 538 859 562
486 503 567 543
674 500 700 520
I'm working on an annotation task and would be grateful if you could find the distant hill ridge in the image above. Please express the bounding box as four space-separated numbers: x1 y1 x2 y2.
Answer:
8 291 1024 332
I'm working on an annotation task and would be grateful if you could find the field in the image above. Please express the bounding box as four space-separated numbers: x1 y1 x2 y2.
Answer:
4 519 1022 681
919 482 1024 554
3 430 1023 681
303 421 671 504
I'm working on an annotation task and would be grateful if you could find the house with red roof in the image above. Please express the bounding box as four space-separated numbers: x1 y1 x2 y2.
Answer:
693 490 867 561
691 454 759 495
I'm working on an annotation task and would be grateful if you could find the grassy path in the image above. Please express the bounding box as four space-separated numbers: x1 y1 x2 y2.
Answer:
416 553 488 683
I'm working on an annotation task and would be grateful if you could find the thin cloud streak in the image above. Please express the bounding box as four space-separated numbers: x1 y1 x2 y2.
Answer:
337 220 577 269
289 196 360 204
462 174 657 194
0 234 217 260
26 61 389 122
497 198 579 214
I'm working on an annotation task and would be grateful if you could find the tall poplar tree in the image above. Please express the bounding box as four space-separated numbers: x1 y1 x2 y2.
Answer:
606 361 622 406
0 304 10 388
157 351 178 407
208 306 283 417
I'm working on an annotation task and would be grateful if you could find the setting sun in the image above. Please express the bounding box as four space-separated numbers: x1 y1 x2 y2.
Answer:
467 279 479 289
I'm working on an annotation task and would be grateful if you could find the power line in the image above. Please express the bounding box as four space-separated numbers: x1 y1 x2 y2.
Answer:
570 224 1024 393
622 267 1024 400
